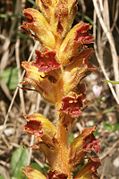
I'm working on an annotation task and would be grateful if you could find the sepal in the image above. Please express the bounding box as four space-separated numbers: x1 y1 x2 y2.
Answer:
22 61 63 103
36 0 77 39
63 48 95 94
21 8 55 49
36 0 52 20
47 170 68 179
24 113 56 147
23 166 46 179
58 22 94 65
69 127 100 167
22 61 45 84
74 158 100 179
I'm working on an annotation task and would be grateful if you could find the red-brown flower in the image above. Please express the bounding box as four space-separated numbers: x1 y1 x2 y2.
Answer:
33 50 60 72
60 92 85 118
47 170 68 179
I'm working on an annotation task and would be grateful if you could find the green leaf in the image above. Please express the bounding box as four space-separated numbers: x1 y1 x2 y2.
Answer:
94 130 100 137
31 162 49 175
73 161 84 177
113 123 119 132
104 80 119 85
0 67 18 90
103 122 119 132
0 176 4 179
77 12 93 25
17 32 31 40
103 122 113 132
68 132 74 144
11 146 29 179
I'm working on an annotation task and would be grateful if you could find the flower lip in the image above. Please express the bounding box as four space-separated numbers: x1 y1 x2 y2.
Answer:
33 50 60 73
76 23 91 34
84 134 100 153
75 23 94 44
47 170 68 179
81 127 100 153
24 120 43 137
60 93 85 118
23 10 34 22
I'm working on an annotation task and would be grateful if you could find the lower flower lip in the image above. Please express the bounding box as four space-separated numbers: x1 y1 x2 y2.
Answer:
24 11 34 22
34 50 61 73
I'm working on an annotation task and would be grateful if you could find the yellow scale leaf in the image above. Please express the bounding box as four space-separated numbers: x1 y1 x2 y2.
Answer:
24 166 46 179
23 8 56 49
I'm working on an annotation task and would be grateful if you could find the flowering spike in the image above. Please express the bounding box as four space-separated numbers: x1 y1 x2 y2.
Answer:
21 0 100 178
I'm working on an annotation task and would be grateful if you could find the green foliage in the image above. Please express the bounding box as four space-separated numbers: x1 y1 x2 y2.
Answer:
31 162 49 175
73 161 84 177
10 146 29 179
103 122 119 132
77 12 93 25
94 130 100 137
0 176 4 179
0 67 18 90
68 132 75 144
17 32 31 40
104 80 119 85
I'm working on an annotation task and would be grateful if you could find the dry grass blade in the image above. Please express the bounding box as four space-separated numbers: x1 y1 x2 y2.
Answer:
15 38 26 114
92 0 119 100
93 11 119 104
27 94 42 164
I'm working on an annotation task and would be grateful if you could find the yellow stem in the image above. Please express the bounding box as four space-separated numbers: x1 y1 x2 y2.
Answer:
52 118 72 179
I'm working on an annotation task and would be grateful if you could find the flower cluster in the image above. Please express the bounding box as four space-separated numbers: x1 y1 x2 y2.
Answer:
21 0 100 178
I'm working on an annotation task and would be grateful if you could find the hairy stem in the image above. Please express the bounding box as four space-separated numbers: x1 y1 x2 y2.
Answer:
52 119 72 178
